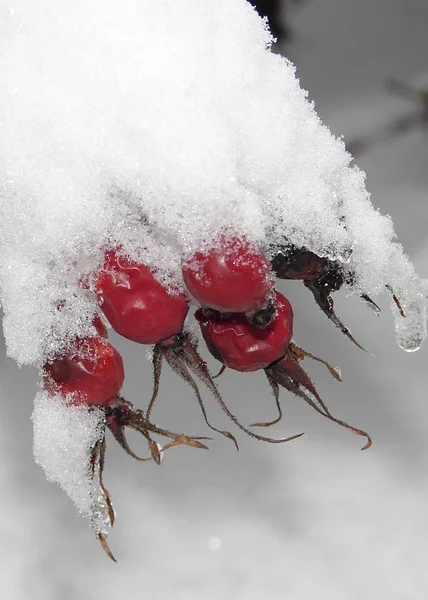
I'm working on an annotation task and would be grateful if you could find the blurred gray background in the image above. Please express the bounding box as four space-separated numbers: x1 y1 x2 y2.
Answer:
1 1 428 598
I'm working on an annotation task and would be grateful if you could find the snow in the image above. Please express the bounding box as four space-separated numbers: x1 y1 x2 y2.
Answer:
32 391 110 536
0 0 425 368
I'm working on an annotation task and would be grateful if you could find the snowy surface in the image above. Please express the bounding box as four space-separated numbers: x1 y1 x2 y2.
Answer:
0 1 428 599
32 392 109 534
0 0 425 368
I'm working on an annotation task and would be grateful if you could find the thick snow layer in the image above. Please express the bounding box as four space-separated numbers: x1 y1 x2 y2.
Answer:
0 0 426 366
32 392 110 535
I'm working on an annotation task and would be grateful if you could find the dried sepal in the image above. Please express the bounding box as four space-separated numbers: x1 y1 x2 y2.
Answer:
178 334 304 445
89 438 117 562
304 278 367 352
97 533 117 563
108 396 210 459
271 246 369 351
264 345 372 450
212 365 226 379
148 334 303 447
250 374 283 428
146 338 237 449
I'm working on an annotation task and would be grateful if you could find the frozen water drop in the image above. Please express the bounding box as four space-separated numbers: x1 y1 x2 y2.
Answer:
333 367 341 380
402 345 421 354
392 289 427 353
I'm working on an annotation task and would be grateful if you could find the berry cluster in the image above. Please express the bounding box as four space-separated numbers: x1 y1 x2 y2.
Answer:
42 235 372 559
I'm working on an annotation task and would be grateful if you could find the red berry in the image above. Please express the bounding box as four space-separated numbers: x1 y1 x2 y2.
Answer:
196 291 293 372
94 250 189 345
43 337 124 407
182 236 273 313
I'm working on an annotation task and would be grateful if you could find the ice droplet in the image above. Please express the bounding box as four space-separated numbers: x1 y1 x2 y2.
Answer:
392 291 427 353
89 486 114 537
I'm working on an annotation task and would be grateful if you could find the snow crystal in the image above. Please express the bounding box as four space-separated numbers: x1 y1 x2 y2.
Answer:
0 0 426 366
32 392 110 534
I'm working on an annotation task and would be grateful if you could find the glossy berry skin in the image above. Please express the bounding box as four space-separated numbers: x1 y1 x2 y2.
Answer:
93 314 108 338
43 337 125 407
182 236 274 313
94 250 189 345
195 291 293 372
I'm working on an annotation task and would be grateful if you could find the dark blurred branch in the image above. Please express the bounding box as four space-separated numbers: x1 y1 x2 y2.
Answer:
347 79 428 157
386 78 428 122
252 0 305 44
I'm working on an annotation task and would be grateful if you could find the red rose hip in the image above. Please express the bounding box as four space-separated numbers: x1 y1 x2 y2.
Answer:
182 236 274 313
90 249 298 455
196 290 371 449
196 291 293 372
43 337 124 407
94 249 189 344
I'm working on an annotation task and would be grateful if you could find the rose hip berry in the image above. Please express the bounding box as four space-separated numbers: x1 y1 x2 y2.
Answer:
92 248 236 444
182 235 274 314
197 291 371 449
91 248 299 449
43 337 124 406
94 249 189 344
196 291 293 372
43 334 209 460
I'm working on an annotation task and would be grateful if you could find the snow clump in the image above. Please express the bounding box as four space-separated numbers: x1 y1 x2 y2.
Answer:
32 392 111 536
0 0 426 365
